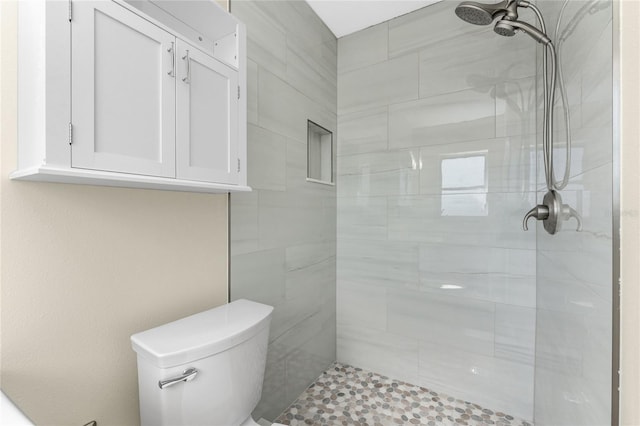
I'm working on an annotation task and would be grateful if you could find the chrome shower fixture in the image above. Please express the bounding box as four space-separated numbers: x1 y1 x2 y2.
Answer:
523 190 582 235
454 0 577 235
493 19 551 44
454 0 519 25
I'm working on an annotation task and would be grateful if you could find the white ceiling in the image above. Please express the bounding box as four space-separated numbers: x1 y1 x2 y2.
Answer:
304 0 441 38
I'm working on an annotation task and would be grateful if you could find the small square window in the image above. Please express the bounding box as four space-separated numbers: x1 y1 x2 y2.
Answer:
307 120 333 185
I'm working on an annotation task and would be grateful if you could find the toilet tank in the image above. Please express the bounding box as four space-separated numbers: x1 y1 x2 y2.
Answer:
131 299 273 426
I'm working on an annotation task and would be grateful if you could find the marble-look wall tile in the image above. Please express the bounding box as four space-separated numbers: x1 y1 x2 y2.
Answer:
284 139 307 192
285 241 336 272
337 107 388 156
230 248 286 308
257 190 333 250
338 53 419 115
286 44 337 113
337 323 420 385
270 0 337 83
338 149 421 176
579 21 613 131
230 191 259 256
388 2 479 57
247 59 258 125
387 192 536 249
337 196 387 241
536 256 611 318
418 244 536 308
337 239 419 289
338 22 388 74
388 88 496 149
258 69 336 143
288 35 337 94
247 124 287 191
494 304 536 365
285 245 335 305
255 190 291 250
534 369 610 426
267 305 336 404
419 27 534 98
495 77 537 137
418 341 534 421
387 289 495 356
253 341 287 421
337 150 421 197
337 281 387 331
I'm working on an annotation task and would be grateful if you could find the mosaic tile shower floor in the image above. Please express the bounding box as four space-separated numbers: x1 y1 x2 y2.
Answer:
275 363 532 426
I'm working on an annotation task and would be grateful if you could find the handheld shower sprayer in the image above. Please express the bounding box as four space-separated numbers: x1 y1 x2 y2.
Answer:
493 19 551 44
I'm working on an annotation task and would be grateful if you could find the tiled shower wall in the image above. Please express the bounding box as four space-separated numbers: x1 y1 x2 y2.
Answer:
229 1 337 421
533 1 613 424
336 2 538 420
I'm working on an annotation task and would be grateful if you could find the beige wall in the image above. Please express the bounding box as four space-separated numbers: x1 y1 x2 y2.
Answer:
0 2 230 425
620 0 640 424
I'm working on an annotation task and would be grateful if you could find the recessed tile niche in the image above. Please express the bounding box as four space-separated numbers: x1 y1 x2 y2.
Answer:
307 120 333 185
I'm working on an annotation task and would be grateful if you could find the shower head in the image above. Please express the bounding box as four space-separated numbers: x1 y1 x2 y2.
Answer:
454 0 518 25
494 19 552 44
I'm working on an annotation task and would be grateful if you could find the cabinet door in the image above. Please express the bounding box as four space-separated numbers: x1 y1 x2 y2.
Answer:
72 1 176 177
176 39 239 184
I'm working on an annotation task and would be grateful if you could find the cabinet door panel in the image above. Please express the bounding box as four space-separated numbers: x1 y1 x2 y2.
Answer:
72 1 176 177
176 39 238 184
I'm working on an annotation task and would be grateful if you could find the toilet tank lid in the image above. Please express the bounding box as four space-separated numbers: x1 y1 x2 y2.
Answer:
130 299 274 368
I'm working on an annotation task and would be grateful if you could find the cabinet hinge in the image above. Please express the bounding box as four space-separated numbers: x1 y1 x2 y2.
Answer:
68 122 73 145
237 86 240 100
237 158 241 173
68 0 72 21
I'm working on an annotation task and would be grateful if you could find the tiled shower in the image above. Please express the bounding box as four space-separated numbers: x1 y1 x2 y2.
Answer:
230 0 614 424
337 3 537 419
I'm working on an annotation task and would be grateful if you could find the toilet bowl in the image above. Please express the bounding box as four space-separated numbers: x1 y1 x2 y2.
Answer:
131 299 279 426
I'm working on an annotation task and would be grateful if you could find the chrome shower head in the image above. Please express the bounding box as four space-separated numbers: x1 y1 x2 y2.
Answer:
454 0 518 25
494 20 516 36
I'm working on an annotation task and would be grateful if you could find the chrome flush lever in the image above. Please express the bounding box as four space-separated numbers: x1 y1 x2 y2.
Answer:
158 367 198 389
523 190 582 235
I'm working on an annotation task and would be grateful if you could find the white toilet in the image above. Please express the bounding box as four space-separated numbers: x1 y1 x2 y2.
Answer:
131 299 284 426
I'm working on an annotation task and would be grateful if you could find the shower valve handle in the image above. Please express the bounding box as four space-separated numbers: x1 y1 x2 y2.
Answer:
522 205 550 231
523 190 582 234
563 205 583 232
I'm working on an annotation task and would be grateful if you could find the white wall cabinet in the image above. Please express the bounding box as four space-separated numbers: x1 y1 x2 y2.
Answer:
176 38 239 184
14 0 248 193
